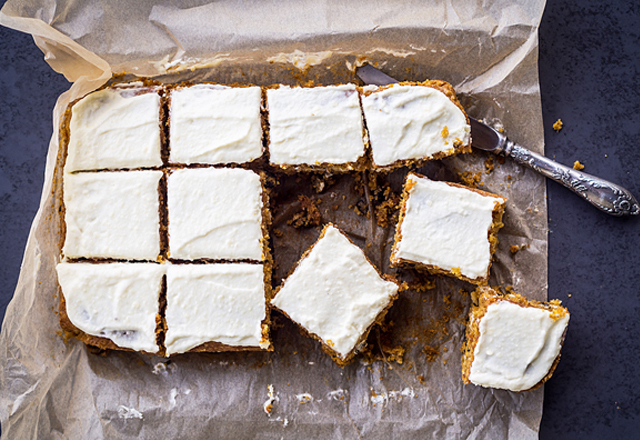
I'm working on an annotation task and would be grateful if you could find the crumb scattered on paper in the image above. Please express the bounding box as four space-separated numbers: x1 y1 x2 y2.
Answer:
553 119 563 131
296 393 314 404
459 171 482 188
573 160 585 170
264 384 277 415
484 156 494 174
117 405 143 420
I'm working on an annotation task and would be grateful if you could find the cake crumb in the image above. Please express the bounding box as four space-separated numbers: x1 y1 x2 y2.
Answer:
459 171 482 188
288 195 322 228
573 161 585 170
510 245 520 254
484 156 495 174
553 119 563 132
264 384 277 415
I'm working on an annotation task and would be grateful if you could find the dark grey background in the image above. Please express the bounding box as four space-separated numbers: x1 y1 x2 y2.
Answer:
1 0 639 438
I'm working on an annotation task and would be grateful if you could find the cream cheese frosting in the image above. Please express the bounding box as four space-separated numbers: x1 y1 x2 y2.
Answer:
170 85 263 165
56 262 164 353
469 301 570 391
361 84 470 167
65 88 162 172
266 84 365 166
164 263 268 355
270 225 398 359
392 173 504 280
63 170 162 260
167 168 264 261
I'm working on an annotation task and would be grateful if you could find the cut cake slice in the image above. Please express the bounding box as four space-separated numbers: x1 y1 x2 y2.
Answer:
62 170 162 261
167 167 266 261
390 172 506 284
56 262 164 354
266 84 366 171
361 81 471 168
169 84 263 165
64 86 162 173
270 224 399 365
462 286 570 392
164 263 271 355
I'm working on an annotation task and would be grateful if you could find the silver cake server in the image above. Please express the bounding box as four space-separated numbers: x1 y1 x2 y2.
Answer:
356 64 639 217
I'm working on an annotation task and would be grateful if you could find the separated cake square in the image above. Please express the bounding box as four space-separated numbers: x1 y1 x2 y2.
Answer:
167 167 265 261
62 170 162 260
462 286 570 392
270 224 399 365
164 263 270 355
361 82 471 168
56 262 164 353
169 85 263 165
391 173 505 284
266 84 366 169
65 87 162 173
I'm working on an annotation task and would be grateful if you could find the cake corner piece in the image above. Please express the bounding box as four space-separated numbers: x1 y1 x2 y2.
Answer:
361 80 472 169
461 286 570 392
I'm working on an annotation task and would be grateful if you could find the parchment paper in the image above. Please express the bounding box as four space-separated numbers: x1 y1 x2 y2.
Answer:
0 1 549 438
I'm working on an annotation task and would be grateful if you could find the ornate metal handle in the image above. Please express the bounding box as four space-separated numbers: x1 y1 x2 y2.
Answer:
504 141 639 216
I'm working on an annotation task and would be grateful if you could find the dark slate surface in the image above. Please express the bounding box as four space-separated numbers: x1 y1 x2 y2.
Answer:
0 0 639 438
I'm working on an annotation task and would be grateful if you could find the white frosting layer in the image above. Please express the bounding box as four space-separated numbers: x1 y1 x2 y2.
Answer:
170 85 263 165
56 262 164 353
267 84 365 166
393 174 503 280
63 170 162 260
167 168 264 260
66 88 162 172
362 84 470 166
271 225 398 359
469 301 570 391
164 263 268 354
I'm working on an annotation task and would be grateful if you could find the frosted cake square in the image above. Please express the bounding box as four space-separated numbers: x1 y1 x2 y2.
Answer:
169 85 263 165
56 262 164 354
266 84 366 170
167 167 265 261
164 263 271 355
62 170 162 260
270 224 399 365
361 82 471 168
64 87 162 173
462 286 570 392
391 173 506 284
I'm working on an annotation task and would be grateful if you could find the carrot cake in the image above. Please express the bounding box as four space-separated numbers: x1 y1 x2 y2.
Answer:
270 224 399 365
390 173 505 284
164 263 271 355
169 85 263 165
361 82 471 168
266 84 366 170
167 167 265 261
63 170 162 260
462 286 570 392
65 87 162 173
56 262 164 353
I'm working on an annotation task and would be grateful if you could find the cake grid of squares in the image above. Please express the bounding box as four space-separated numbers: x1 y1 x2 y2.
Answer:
55 82 567 381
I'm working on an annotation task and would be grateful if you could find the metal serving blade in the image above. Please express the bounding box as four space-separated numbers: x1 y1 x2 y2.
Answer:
355 64 639 217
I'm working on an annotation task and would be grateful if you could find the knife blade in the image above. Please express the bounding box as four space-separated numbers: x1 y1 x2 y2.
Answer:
355 64 639 217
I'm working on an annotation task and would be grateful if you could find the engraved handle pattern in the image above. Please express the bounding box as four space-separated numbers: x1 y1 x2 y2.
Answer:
505 141 640 216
